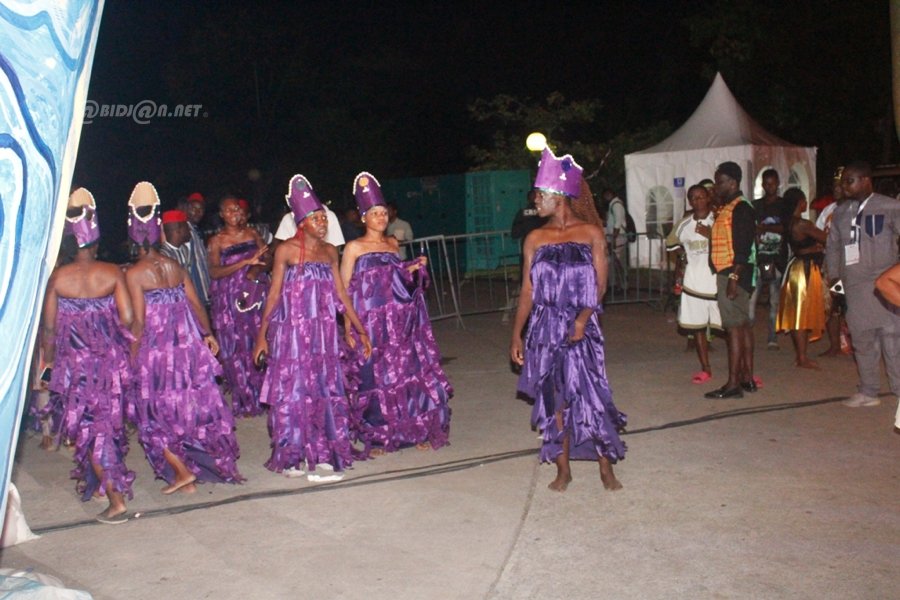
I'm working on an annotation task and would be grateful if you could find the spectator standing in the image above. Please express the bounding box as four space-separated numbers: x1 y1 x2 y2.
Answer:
180 192 212 308
602 189 628 293
666 184 721 383
825 161 900 409
386 202 414 259
705 162 757 399
816 169 850 356
750 169 785 350
775 188 827 369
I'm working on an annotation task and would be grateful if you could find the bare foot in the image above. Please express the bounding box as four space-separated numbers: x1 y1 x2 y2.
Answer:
161 474 197 495
370 447 385 457
180 483 197 494
39 436 56 451
547 472 572 492
599 459 623 491
795 359 820 370
415 442 432 451
819 347 841 357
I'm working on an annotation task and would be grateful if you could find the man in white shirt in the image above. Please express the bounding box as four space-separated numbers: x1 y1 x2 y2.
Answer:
386 202 414 259
602 189 628 292
273 205 345 246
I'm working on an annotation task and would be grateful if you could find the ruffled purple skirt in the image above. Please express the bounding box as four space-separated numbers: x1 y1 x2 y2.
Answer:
209 240 267 417
131 285 243 484
519 305 627 463
259 262 353 473
517 242 626 463
345 252 452 454
40 295 135 501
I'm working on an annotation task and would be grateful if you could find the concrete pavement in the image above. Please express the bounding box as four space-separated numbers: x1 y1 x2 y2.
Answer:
1 304 897 599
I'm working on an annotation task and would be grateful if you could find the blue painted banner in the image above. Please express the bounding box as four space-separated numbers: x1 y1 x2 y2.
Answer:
0 1 104 524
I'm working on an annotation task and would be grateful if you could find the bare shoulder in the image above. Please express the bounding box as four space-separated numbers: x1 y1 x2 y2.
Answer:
97 260 126 279
580 222 605 240
274 238 298 261
206 231 223 249
324 242 340 263
524 226 549 249
159 254 180 269
343 239 362 258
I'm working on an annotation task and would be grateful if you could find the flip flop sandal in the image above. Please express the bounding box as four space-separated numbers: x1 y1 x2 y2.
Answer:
691 371 712 384
96 512 130 525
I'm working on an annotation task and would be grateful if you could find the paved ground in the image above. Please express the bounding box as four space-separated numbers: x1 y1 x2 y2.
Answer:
0 303 897 599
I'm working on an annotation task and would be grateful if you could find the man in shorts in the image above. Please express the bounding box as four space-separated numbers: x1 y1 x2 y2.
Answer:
705 162 757 399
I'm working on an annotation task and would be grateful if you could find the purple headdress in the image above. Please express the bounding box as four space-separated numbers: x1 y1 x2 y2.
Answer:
353 172 386 216
127 181 161 246
285 174 324 223
64 188 100 248
533 147 583 198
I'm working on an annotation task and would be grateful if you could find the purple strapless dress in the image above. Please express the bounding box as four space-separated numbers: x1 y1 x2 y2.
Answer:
131 285 243 485
40 295 135 501
517 242 627 463
345 252 452 454
259 262 353 474
209 240 267 417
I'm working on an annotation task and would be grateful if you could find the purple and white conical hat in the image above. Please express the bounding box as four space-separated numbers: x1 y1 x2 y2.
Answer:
285 174 324 223
64 188 100 248
353 172 386 216
127 181 161 246
533 147 583 198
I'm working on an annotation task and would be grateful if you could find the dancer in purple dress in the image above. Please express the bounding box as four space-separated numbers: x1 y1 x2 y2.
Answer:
125 184 243 494
340 172 452 455
40 188 135 523
510 148 626 492
207 197 269 417
253 175 371 481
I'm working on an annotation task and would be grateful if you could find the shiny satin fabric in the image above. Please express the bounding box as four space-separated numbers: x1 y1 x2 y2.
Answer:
209 240 266 417
516 242 627 463
259 262 354 474
776 256 826 342
38 295 136 501
131 285 243 485
344 252 452 455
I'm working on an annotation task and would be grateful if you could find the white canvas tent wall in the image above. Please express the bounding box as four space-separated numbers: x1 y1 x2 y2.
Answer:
624 73 817 267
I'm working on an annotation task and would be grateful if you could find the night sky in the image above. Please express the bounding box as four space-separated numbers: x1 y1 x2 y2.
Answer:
73 0 892 248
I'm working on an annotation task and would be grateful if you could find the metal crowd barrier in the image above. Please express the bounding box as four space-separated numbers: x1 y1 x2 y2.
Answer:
403 231 673 324
399 235 464 327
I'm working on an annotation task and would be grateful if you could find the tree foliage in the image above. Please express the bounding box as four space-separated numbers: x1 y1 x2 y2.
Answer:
467 92 671 195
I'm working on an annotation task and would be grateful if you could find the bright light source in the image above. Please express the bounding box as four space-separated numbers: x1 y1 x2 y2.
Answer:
526 132 547 152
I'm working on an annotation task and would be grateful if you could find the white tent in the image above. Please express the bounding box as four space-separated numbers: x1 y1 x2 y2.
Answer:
624 73 817 267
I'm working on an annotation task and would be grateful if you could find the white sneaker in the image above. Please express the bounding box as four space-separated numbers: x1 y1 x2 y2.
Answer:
307 470 344 483
842 393 881 407
283 466 306 478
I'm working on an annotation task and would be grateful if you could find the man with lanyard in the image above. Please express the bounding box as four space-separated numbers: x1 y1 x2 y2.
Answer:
705 161 758 399
825 161 900 411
